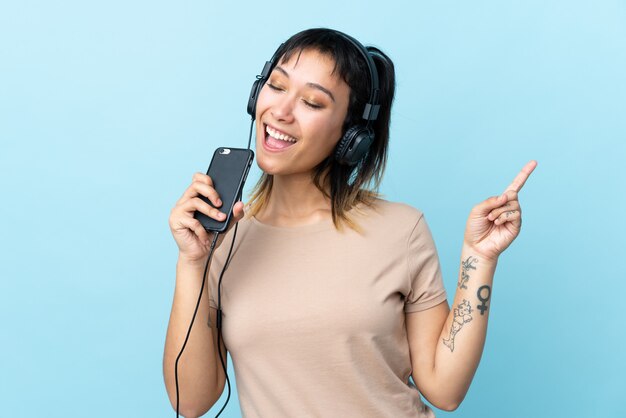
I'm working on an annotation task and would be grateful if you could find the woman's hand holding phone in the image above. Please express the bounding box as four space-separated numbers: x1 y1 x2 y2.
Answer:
169 172 245 265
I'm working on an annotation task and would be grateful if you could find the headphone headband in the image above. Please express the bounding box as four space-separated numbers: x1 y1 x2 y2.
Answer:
334 32 381 123
247 29 386 166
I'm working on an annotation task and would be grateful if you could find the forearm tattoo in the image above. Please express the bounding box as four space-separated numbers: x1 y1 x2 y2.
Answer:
458 256 478 289
443 299 473 352
476 285 491 315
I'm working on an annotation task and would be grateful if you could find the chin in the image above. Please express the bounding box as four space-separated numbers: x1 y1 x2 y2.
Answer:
256 159 279 175
257 155 314 178
256 153 288 176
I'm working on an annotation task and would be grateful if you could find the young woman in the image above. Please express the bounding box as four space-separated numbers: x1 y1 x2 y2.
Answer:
163 28 537 418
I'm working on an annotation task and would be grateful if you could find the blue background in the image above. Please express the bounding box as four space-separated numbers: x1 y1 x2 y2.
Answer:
1 1 624 417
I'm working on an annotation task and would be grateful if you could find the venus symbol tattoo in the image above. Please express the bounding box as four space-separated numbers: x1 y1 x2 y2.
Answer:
458 256 478 289
443 299 473 352
476 285 491 315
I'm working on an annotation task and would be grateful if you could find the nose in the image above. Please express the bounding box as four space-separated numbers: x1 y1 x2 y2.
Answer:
270 90 295 123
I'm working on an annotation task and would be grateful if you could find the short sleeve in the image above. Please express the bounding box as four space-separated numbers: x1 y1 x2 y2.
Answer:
404 213 448 313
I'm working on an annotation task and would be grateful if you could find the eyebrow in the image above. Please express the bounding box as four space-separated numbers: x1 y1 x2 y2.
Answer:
273 66 336 103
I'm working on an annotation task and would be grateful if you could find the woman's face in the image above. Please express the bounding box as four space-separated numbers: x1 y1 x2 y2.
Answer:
254 48 351 176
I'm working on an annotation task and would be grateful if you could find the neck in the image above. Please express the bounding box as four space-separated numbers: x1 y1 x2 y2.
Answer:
256 171 332 226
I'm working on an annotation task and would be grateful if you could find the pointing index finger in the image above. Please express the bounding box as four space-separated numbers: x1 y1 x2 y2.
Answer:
505 160 538 193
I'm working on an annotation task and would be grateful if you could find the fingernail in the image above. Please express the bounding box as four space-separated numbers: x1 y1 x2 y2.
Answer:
216 199 222 206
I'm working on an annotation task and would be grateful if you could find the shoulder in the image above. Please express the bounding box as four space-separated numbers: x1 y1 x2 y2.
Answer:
356 198 425 224
350 198 426 233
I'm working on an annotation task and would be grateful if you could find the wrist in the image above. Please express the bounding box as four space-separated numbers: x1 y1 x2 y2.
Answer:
461 242 499 266
177 253 209 269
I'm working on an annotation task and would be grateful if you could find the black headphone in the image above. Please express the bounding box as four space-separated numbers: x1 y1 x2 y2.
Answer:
246 30 382 166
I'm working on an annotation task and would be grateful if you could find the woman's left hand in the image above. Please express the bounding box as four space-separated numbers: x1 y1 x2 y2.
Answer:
463 160 537 262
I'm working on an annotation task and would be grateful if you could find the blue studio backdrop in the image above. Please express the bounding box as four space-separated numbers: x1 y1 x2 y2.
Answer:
1 1 624 417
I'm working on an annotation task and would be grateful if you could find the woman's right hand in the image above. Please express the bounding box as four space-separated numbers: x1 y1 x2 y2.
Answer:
169 172 245 264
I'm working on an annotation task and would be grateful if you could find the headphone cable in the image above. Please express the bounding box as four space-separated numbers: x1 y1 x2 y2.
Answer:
213 222 239 417
246 116 254 149
213 119 254 416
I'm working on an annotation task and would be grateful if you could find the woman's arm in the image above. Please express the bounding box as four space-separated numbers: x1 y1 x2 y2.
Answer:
163 257 227 418
406 160 537 411
406 246 496 411
163 172 244 417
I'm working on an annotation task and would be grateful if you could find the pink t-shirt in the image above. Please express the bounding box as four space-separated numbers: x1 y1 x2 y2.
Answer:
208 199 447 417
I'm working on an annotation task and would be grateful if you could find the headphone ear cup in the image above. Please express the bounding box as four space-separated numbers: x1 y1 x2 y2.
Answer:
247 79 264 119
335 125 374 166
334 126 359 164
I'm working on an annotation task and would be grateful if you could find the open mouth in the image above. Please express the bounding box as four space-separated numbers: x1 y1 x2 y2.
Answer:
264 124 298 150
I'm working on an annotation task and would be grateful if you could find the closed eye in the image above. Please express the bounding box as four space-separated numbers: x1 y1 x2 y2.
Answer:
303 100 322 109
266 83 283 92
267 83 324 110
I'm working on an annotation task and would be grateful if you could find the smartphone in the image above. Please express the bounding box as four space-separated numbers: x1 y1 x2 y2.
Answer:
194 147 254 233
